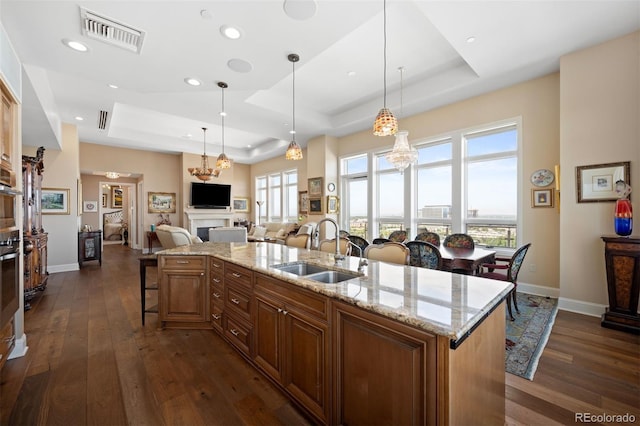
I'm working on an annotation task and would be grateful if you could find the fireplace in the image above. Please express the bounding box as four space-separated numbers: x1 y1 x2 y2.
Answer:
184 209 233 237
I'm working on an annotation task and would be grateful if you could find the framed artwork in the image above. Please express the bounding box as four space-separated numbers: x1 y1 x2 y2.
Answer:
83 200 98 213
148 192 177 213
233 197 250 212
327 195 339 214
102 194 107 208
308 177 323 197
42 188 70 215
308 197 323 214
111 187 123 208
576 161 630 203
298 191 308 214
531 189 554 208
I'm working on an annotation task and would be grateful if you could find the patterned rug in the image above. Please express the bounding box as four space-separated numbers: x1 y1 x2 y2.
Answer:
505 293 558 380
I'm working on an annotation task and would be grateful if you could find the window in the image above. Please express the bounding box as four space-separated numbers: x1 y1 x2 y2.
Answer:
339 118 521 248
255 169 298 224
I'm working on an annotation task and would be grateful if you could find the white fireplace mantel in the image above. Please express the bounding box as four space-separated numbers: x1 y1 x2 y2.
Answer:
184 209 234 236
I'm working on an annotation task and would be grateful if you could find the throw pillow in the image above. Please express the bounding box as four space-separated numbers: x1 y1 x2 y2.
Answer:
275 228 286 238
253 226 267 239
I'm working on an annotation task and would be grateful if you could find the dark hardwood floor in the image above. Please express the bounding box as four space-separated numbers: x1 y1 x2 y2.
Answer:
1 244 638 425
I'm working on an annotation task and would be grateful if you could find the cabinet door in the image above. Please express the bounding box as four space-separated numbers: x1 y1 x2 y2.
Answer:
333 301 437 426
283 310 329 423
254 292 284 383
161 270 208 322
1 89 13 168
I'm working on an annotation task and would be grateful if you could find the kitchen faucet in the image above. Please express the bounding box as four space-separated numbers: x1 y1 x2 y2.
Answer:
315 218 344 264
347 241 368 273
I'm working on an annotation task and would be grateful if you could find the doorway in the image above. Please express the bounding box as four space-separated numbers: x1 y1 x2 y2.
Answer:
99 181 138 249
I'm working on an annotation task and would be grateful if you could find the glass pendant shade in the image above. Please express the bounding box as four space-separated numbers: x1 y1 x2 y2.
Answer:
216 152 231 169
373 107 398 136
385 131 417 172
188 127 219 181
285 140 303 160
217 82 232 169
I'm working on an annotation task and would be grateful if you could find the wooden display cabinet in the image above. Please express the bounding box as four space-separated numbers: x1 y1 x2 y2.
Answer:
78 230 102 267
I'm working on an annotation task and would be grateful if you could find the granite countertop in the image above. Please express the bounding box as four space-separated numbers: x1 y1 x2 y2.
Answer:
158 242 513 343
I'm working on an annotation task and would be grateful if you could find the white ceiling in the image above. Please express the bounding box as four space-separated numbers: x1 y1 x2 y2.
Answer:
2 0 639 165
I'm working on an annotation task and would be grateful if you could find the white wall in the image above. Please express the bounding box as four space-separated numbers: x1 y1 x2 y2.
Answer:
559 31 640 315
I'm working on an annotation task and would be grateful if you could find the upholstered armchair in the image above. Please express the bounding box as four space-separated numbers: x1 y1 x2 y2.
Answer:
443 233 475 249
388 230 408 243
415 231 441 246
155 225 202 249
364 242 409 265
405 241 442 270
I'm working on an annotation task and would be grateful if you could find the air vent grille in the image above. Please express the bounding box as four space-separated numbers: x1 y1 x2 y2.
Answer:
98 110 109 130
80 7 145 54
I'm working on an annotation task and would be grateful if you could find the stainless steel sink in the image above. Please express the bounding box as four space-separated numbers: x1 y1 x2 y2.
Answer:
271 262 330 276
304 270 361 284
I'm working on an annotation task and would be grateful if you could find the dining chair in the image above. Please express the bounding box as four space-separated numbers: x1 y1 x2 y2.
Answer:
388 230 408 243
318 238 352 256
285 234 310 249
364 242 409 265
347 235 370 253
478 243 532 321
372 237 391 245
339 230 351 238
443 233 475 249
414 231 441 246
405 241 442 270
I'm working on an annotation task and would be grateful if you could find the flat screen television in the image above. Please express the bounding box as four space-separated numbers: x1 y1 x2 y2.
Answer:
190 182 231 209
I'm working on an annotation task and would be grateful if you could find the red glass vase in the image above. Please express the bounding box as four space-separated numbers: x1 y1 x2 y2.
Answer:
614 199 633 237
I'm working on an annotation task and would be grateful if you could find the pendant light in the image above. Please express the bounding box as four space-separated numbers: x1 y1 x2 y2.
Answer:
188 127 220 181
216 82 232 170
285 53 303 160
373 0 397 136
385 66 417 172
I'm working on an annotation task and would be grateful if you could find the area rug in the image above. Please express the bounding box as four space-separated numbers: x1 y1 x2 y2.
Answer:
505 293 558 380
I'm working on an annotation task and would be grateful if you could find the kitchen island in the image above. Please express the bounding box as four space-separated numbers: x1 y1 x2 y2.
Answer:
157 242 512 425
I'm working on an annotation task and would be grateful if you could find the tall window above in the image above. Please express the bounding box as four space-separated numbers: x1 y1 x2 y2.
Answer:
341 155 369 238
255 169 298 224
376 154 405 237
415 139 453 237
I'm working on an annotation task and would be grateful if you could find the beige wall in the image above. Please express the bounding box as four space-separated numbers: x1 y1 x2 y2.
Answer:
337 73 561 291
559 31 639 314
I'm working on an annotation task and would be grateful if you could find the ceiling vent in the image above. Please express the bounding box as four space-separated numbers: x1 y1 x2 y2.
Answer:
80 7 146 54
97 110 109 130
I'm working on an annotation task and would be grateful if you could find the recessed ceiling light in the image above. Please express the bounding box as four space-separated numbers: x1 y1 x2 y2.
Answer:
184 77 202 86
347 71 356 77
247 145 252 148
75 116 84 121
182 133 193 139
200 9 213 19
283 0 317 20
466 36 476 43
220 111 227 117
62 38 89 52
220 25 242 40
108 84 118 89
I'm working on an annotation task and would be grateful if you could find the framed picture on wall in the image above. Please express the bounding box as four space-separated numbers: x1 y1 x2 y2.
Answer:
83 200 98 213
308 197 322 214
102 194 107 208
576 161 630 203
148 192 177 213
531 189 554 208
112 187 123 208
42 188 70 215
298 191 308 214
308 177 323 197
327 195 339 214
233 197 250 212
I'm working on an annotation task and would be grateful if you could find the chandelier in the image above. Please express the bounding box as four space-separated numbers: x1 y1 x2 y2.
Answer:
385 67 417 172
373 0 397 136
105 171 120 179
216 82 232 169
285 53 303 160
188 127 220 181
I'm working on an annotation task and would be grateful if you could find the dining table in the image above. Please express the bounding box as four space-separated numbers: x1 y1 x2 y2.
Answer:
439 245 496 275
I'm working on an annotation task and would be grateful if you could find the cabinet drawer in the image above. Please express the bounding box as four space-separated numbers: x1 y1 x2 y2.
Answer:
161 256 206 270
225 284 252 321
225 263 252 289
211 305 223 334
210 258 224 282
224 314 252 357
255 273 329 322
211 286 224 307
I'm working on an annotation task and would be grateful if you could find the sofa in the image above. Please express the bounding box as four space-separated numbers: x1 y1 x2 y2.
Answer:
247 222 297 244
155 225 202 249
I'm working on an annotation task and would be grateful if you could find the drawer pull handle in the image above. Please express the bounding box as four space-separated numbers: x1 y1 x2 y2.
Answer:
231 298 240 304
231 272 242 278
213 263 221 268
176 260 190 264
213 292 220 298
282 310 288 316
277 308 283 313
230 329 239 336
212 314 221 320
213 278 221 283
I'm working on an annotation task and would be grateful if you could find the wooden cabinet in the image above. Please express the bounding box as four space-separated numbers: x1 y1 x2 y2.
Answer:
209 258 224 334
254 273 330 423
223 262 253 357
22 147 47 303
1 83 16 183
158 255 209 328
0 319 15 370
78 231 102 267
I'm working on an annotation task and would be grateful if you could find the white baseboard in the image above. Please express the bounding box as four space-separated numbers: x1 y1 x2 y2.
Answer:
517 282 605 317
48 263 80 273
8 333 28 359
